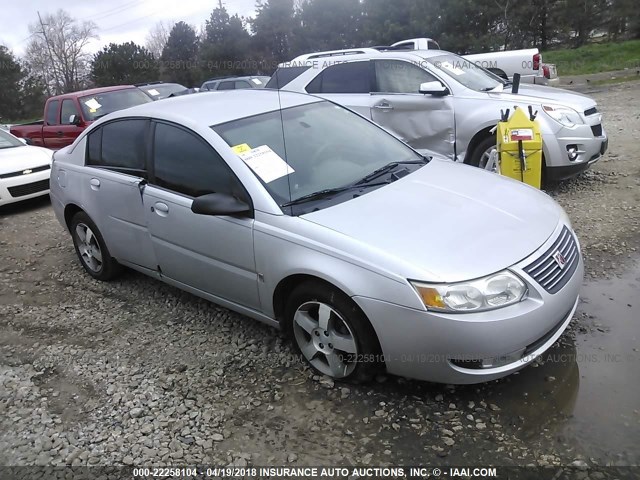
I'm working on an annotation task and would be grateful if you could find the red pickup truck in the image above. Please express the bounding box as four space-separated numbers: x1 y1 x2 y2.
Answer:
10 85 151 150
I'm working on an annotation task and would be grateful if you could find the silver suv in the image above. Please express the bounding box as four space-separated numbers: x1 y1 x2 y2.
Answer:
269 48 607 181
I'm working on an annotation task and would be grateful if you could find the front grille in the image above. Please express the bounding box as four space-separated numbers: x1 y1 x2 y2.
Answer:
0 164 50 179
591 124 603 137
584 107 598 116
7 179 50 198
524 226 579 294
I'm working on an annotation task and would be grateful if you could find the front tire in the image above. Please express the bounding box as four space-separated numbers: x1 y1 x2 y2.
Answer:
285 281 381 382
70 211 121 281
468 136 497 170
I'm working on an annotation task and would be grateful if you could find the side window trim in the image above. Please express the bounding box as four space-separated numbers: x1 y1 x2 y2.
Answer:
149 119 253 207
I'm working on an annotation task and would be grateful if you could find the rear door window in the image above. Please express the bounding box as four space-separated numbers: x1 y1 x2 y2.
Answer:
46 100 60 126
85 119 148 176
265 66 311 89
217 81 235 90
306 62 372 94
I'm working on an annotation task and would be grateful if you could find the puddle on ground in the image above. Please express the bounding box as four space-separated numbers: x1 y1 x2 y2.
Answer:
481 262 640 462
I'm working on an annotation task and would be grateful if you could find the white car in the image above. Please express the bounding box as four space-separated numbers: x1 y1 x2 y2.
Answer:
0 129 53 207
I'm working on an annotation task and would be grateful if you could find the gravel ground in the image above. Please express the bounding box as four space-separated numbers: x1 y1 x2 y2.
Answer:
1 81 639 470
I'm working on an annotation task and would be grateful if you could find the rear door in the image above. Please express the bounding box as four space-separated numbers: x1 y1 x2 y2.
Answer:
83 118 158 272
305 61 376 119
371 59 455 157
42 99 66 150
143 121 260 310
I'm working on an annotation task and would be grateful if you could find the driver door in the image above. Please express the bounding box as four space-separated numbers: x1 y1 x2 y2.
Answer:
370 59 456 159
143 121 260 310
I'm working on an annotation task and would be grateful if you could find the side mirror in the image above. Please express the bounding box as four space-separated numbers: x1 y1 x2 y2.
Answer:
23 137 33 145
419 81 449 96
191 193 252 217
69 114 82 126
18 137 28 145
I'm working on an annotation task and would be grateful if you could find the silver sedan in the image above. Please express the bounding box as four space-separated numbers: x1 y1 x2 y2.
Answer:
50 90 582 384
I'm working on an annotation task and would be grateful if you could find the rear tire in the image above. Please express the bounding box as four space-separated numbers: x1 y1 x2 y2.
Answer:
70 212 122 281
285 281 381 383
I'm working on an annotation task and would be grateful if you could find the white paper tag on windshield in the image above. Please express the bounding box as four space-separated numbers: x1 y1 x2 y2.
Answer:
148 89 160 96
238 145 294 183
84 98 102 110
251 78 262 85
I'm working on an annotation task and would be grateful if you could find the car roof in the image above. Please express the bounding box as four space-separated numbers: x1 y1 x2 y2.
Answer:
284 48 447 67
53 85 137 99
204 76 269 83
105 89 322 126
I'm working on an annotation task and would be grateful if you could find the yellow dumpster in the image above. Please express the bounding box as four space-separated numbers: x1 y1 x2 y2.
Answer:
497 107 543 189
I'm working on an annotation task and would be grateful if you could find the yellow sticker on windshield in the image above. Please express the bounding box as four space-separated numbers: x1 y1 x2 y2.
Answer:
232 144 251 154
89 108 97 113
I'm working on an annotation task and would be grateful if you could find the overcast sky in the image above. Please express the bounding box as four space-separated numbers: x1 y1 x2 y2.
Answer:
0 0 257 57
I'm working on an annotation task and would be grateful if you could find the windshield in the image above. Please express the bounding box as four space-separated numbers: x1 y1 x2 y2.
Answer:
140 83 187 99
213 101 423 207
426 53 504 92
0 129 24 149
79 88 152 121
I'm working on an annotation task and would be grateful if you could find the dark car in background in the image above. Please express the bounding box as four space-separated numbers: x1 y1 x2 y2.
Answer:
137 82 190 100
200 76 270 91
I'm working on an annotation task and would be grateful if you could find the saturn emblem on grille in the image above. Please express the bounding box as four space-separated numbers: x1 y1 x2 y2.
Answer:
22 169 32 175
553 251 567 269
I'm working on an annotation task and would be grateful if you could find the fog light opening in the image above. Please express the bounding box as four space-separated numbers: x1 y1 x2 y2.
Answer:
567 145 579 161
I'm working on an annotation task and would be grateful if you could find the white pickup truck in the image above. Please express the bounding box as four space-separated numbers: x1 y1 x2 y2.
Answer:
390 38 558 85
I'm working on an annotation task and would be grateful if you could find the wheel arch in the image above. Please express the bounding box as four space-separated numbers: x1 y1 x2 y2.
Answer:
273 273 350 325
464 126 496 164
63 203 84 231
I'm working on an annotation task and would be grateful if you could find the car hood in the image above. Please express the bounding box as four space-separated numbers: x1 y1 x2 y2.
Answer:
0 145 52 175
302 160 562 283
490 84 596 112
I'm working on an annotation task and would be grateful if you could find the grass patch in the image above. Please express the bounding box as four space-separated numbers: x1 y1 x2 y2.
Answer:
544 40 640 75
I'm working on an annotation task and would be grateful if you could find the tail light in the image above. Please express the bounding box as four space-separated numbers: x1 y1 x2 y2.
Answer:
533 53 541 71
542 65 550 79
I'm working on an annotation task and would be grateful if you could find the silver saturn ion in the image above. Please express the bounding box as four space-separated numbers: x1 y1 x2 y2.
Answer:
50 90 583 384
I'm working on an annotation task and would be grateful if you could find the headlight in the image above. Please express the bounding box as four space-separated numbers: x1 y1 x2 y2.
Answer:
411 271 527 313
542 105 584 127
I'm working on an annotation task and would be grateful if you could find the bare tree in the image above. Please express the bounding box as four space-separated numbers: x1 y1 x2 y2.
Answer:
145 20 172 59
25 9 97 95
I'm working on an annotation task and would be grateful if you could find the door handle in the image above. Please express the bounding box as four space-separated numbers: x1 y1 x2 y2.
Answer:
56 131 64 137
153 202 169 217
89 178 100 190
374 102 394 111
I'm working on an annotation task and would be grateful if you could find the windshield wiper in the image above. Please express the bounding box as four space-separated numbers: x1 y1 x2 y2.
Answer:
354 159 428 186
281 182 388 208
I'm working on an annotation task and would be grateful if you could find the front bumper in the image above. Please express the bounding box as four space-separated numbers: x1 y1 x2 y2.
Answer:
353 222 583 384
0 170 50 207
543 121 608 176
